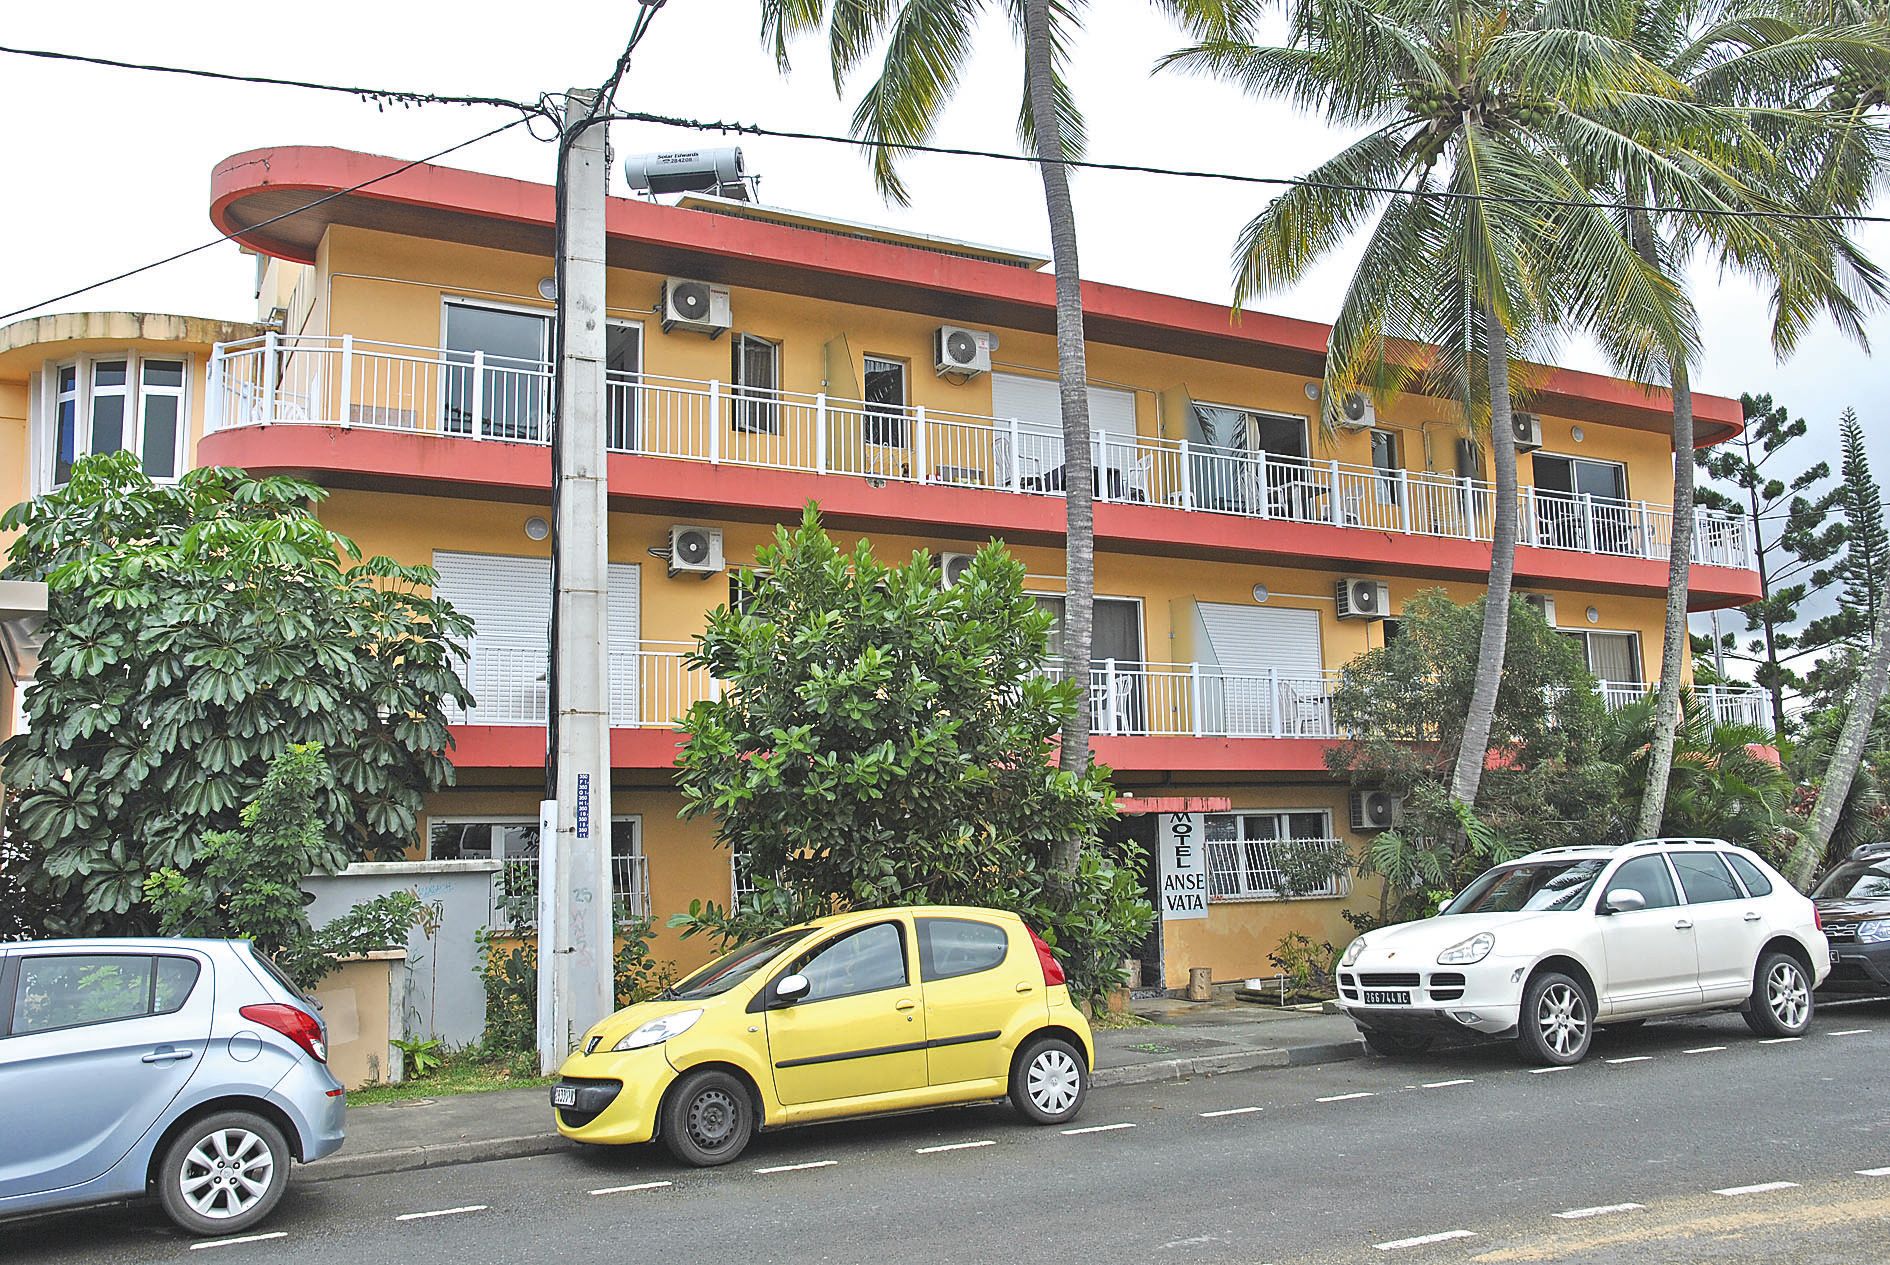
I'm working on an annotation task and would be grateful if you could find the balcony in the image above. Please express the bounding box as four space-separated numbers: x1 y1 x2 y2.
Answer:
207 335 1755 573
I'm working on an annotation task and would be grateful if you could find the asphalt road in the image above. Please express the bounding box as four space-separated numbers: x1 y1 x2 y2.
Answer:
7 998 1886 1265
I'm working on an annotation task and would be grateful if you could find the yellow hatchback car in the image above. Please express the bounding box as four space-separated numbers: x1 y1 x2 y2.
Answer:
550 905 1094 1165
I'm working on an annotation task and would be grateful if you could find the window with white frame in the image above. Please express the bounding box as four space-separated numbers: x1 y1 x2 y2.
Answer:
430 815 647 925
731 334 780 433
1204 811 1346 900
43 354 189 487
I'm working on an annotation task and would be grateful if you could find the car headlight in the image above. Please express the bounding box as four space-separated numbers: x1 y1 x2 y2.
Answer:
613 1009 703 1051
1857 920 1890 944
1437 933 1495 965
1341 937 1367 968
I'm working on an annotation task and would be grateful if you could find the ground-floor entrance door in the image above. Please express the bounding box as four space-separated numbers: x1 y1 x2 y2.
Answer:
1120 815 1163 994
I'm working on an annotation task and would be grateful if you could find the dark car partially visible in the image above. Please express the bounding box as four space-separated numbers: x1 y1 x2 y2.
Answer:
1813 843 1890 995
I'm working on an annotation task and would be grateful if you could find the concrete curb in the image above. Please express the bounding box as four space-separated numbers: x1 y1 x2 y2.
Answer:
302 1037 1366 1183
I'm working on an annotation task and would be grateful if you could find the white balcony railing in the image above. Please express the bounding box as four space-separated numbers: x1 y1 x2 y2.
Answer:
208 334 1755 570
1595 680 1774 731
448 640 716 728
493 852 650 928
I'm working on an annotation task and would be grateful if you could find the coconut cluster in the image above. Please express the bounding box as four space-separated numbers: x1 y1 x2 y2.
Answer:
1400 80 1558 168
1827 67 1888 112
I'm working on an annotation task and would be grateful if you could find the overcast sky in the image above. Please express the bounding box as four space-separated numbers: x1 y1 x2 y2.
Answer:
3 0 1883 640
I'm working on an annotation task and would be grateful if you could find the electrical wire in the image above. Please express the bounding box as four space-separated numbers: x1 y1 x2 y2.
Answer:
0 116 537 324
0 41 546 117
600 107 1890 226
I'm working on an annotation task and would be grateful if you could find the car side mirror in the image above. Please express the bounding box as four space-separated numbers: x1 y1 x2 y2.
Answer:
772 973 810 1007
1602 888 1647 915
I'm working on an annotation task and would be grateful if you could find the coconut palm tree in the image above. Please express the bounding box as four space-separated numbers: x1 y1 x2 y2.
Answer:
757 2 1228 861
1568 0 1890 838
1161 0 1696 809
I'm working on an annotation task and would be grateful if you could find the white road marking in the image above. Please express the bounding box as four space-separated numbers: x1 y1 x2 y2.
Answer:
1713 1181 1799 1197
589 1180 673 1195
1684 1046 1727 1054
1374 1230 1476 1251
755 1160 839 1174
916 1139 997 1153
1317 1092 1376 1103
1856 1167 1890 1177
396 1205 488 1221
1554 1203 1646 1220
1829 1028 1871 1037
1199 1106 1266 1118
1605 1056 1654 1065
189 1232 289 1251
1759 1037 1802 1045
1530 1066 1569 1074
1061 1122 1136 1135
1421 1078 1474 1088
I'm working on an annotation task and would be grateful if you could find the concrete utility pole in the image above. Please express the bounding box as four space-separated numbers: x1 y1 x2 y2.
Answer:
541 86 614 1075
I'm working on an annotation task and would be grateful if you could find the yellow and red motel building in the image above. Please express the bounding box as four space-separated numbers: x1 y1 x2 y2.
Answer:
0 145 1767 990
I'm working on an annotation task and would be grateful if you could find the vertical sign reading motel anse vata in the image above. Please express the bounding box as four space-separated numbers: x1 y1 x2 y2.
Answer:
1158 813 1208 919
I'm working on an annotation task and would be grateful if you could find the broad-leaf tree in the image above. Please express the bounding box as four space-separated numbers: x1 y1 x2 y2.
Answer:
0 454 472 934
670 505 1147 999
1162 0 1694 812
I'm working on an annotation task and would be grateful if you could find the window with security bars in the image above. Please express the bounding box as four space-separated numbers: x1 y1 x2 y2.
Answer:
1204 811 1346 900
430 816 648 925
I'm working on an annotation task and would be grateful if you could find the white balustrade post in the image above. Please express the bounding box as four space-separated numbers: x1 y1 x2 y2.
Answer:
1580 492 1596 552
261 330 279 418
708 380 722 464
1009 417 1023 492
207 344 226 431
1256 450 1271 520
1189 662 1203 737
814 392 828 474
1092 435 1106 502
1104 658 1119 734
1328 459 1344 526
1639 499 1655 559
1524 485 1538 546
1178 438 1193 511
470 350 486 440
913 405 929 484
1398 468 1412 534
1269 667 1281 737
337 334 355 428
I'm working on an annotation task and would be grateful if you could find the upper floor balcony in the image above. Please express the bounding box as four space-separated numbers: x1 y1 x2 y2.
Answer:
205 334 1758 599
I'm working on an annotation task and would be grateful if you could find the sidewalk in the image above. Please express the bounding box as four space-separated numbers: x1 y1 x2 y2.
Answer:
303 999 1362 1183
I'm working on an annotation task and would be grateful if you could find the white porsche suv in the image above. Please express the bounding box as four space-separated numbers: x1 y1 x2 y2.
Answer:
1336 839 1829 1065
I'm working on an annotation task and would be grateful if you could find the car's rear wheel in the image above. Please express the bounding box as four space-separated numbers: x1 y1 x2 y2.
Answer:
660 1069 754 1167
1517 971 1592 1066
1361 1030 1435 1057
156 1111 290 1237
1010 1036 1088 1126
1743 951 1814 1038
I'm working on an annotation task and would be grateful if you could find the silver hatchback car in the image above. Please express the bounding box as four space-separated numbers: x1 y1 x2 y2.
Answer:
0 938 345 1236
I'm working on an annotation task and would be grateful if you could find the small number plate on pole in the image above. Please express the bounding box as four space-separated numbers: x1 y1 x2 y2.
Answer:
576 774 591 840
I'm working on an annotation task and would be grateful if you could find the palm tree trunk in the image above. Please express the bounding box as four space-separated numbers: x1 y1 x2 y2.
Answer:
1023 0 1096 869
1635 361 1696 836
1788 589 1890 889
1449 305 1520 807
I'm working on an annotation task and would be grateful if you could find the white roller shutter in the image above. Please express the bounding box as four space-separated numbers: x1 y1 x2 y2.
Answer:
991 372 1137 491
433 551 640 725
1195 603 1325 737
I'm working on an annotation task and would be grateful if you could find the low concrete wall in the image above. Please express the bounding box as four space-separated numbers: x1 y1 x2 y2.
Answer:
313 951 408 1090
305 861 500 1050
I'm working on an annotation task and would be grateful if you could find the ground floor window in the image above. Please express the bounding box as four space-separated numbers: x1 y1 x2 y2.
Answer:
1204 811 1346 900
430 815 647 925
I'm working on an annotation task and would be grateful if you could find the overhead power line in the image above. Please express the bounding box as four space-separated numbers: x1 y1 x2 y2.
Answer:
601 108 1890 227
0 115 535 324
0 42 546 117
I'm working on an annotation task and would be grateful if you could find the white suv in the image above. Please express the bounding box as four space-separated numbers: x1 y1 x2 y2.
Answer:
1336 839 1829 1065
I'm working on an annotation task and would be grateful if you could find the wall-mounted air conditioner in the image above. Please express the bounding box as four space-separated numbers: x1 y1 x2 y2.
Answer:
1335 577 1391 620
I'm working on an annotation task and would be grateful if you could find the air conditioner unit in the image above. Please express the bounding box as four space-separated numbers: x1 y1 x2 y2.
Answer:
934 325 993 377
1350 788 1404 832
1335 577 1391 621
659 278 733 336
1511 411 1543 451
1522 592 1557 626
1337 391 1376 430
668 524 725 578
938 552 975 588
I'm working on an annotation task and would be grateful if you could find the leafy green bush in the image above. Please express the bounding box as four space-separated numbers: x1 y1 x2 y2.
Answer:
475 921 674 1057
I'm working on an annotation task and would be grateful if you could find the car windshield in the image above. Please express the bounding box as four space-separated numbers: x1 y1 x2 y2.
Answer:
666 928 810 1001
1446 859 1608 915
1813 859 1890 901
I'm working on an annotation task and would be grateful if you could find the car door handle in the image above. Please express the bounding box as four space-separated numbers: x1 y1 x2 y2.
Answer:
142 1048 194 1064
1015 983 1035 994
895 999 917 1012
1743 912 1762 922
1673 919 1694 930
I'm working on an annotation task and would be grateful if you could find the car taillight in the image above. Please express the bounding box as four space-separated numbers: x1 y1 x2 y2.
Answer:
1027 927 1066 987
1814 907 1824 932
241 1003 328 1063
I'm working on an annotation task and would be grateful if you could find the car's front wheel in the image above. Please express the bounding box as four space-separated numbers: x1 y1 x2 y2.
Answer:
1362 1030 1435 1057
1010 1036 1088 1126
660 1069 755 1167
1517 971 1593 1066
1743 951 1814 1038
156 1111 291 1237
